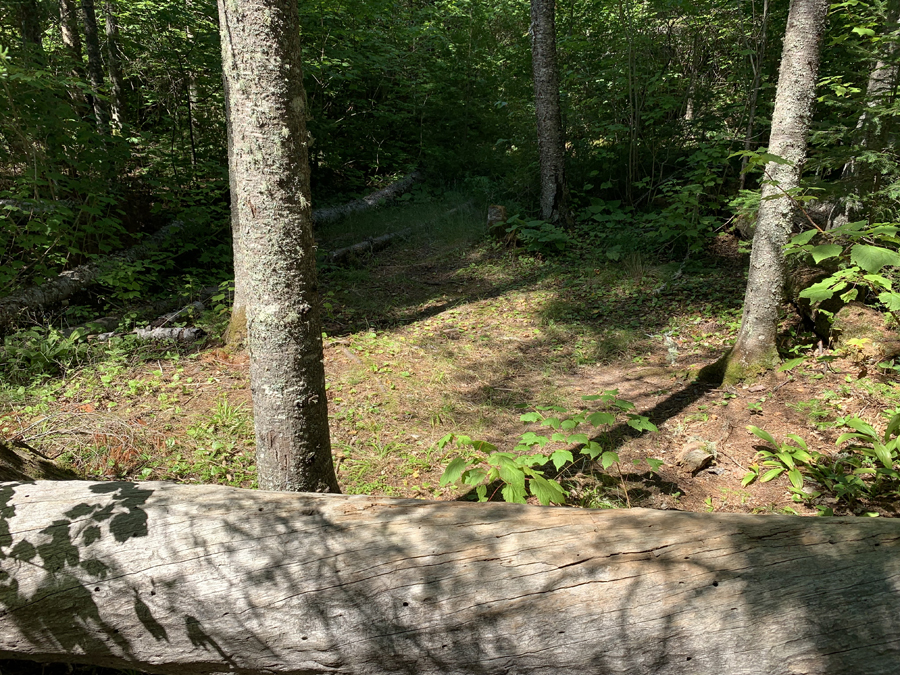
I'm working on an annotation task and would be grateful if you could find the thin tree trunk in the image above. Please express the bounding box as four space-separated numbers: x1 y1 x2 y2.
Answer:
2 481 900 675
723 0 828 383
828 0 900 227
104 0 125 129
740 0 769 191
17 0 43 53
58 0 89 111
218 0 339 493
531 0 572 228
80 0 108 132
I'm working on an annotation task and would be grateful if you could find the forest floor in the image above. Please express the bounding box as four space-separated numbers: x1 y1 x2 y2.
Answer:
1 195 899 518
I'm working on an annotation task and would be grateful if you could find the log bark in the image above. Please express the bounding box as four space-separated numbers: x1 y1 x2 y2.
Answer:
1 481 899 675
0 445 76 482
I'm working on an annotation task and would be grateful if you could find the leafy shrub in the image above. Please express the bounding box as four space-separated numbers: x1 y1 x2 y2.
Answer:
439 391 660 505
743 411 900 509
785 221 900 322
502 214 570 254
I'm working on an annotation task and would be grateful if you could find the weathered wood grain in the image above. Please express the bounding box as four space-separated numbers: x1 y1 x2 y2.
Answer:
0 481 898 674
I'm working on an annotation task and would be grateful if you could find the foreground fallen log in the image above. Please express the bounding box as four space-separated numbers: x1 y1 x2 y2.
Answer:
1 481 898 675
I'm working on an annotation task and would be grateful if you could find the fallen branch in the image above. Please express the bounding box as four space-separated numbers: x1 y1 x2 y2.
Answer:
325 229 413 264
313 171 421 225
1 481 899 674
0 221 185 331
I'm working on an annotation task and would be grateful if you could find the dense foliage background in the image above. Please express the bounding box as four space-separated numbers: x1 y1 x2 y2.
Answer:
1 0 898 297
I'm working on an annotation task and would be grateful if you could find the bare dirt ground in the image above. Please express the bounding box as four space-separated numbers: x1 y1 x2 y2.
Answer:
2 234 897 518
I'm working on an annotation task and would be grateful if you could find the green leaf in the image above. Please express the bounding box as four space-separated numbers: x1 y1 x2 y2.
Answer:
501 482 528 504
799 279 839 302
786 434 808 452
873 443 894 469
646 458 664 472
852 26 876 36
581 441 603 460
748 425 778 447
587 411 616 427
878 291 900 311
550 449 574 471
741 471 757 487
850 244 900 273
530 474 567 505
787 468 804 489
627 415 658 433
560 419 578 430
778 357 806 372
809 243 843 264
496 456 525 487
476 485 488 502
436 433 455 450
760 467 784 482
601 451 619 470
884 414 900 441
440 458 468 486
463 468 488 486
520 412 542 423
845 417 879 439
790 230 818 246
567 433 589 444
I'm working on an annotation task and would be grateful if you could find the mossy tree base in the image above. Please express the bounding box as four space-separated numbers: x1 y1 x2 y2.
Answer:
698 346 780 387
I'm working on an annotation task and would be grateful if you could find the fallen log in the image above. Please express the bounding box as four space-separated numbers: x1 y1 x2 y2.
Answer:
325 228 413 264
0 221 185 332
312 171 420 225
1 481 899 675
0 443 77 482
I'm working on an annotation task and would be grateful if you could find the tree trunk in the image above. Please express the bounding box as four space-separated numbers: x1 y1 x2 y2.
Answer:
80 0 108 132
104 0 126 129
531 0 572 228
224 170 421 348
1 481 899 675
58 0 89 110
723 0 828 383
17 0 43 53
739 0 769 191
828 0 900 228
218 0 338 493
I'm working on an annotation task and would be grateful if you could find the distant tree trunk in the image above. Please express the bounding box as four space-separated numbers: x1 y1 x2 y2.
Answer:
104 0 125 129
828 0 900 227
17 0 43 52
531 0 572 228
723 0 828 383
218 0 339 493
58 0 91 115
739 0 770 191
80 0 108 132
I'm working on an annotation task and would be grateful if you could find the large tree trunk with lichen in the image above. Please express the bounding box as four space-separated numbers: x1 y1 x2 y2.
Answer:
530 0 572 228
2 481 900 675
223 171 420 348
723 0 828 383
218 0 338 493
80 0 108 131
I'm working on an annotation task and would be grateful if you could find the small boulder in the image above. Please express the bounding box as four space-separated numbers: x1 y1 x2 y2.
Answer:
677 441 715 475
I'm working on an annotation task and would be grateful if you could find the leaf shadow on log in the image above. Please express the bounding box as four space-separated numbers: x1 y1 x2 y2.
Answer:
0 481 899 674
